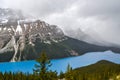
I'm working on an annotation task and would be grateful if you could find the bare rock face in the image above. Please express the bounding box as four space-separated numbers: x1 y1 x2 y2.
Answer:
0 18 66 62
0 8 66 62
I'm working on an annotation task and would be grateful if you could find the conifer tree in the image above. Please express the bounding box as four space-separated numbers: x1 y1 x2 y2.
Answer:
33 51 52 80
59 71 65 79
65 64 74 80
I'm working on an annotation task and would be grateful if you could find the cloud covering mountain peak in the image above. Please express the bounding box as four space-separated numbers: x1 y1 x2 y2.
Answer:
0 0 120 45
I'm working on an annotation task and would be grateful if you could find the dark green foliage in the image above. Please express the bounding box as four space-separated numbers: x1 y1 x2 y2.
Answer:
67 60 120 80
59 71 65 79
27 37 120 61
61 37 120 54
33 51 56 80
65 64 74 80
0 51 14 62
34 39 71 59
33 51 51 74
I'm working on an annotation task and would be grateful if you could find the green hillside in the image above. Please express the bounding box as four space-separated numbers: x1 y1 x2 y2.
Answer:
67 60 120 80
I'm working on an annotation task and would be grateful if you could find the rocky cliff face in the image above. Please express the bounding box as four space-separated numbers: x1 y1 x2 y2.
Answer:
0 18 66 62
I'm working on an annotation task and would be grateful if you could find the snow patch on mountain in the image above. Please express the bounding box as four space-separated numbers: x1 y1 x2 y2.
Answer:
0 9 66 62
16 21 23 35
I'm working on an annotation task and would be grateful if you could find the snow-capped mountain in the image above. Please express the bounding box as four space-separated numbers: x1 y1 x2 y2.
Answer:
0 8 120 62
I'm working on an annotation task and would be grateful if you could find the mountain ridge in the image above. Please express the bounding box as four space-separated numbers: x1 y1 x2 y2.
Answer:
66 28 120 48
0 8 120 62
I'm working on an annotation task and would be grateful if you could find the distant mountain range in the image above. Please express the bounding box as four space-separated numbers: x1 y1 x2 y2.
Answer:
0 8 120 62
66 28 120 47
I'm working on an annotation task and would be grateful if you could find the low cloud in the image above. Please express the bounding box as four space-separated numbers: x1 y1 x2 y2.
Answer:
0 0 120 45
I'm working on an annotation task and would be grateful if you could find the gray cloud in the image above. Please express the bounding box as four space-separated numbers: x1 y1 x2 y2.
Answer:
1 0 75 18
0 0 120 45
76 0 120 17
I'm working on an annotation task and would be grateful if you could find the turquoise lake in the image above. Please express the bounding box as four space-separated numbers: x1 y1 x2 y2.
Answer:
0 51 120 74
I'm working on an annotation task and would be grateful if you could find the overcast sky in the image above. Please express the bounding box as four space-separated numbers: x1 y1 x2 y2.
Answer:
0 0 120 45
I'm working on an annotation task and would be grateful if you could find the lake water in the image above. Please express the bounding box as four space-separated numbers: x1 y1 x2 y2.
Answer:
0 50 120 74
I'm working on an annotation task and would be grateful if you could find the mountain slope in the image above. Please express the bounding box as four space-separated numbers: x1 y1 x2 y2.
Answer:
1 34 120 62
66 28 120 47
0 8 120 62
70 60 120 80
